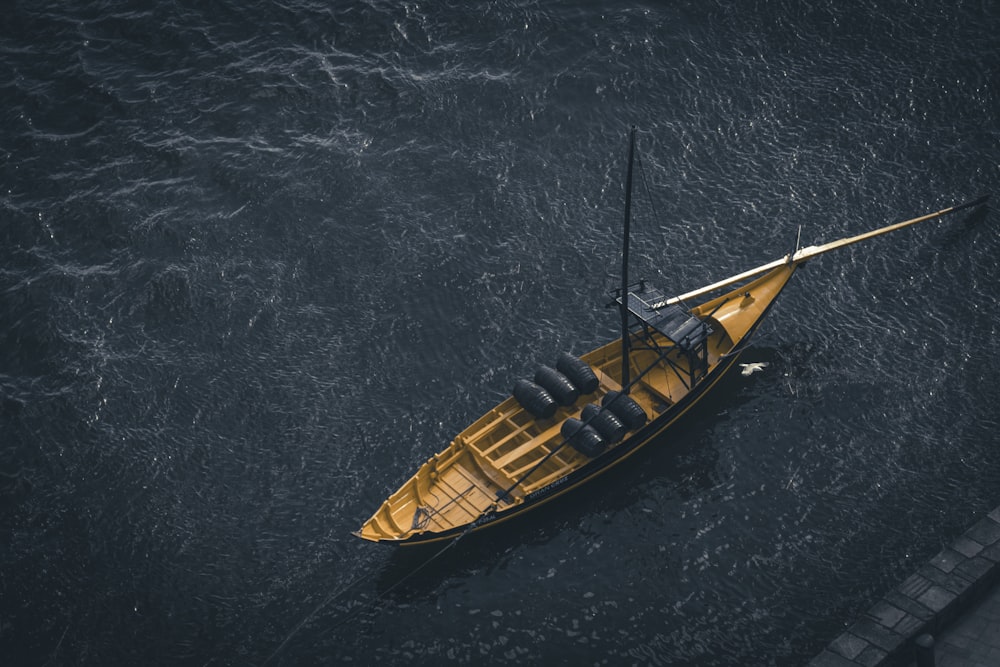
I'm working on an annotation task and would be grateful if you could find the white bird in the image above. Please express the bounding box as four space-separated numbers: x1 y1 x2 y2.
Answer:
739 362 768 377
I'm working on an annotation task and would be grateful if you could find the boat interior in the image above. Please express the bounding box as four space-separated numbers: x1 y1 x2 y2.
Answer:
358 276 752 542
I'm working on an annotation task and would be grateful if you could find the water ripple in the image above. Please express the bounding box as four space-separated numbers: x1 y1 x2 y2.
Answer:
2 1 999 665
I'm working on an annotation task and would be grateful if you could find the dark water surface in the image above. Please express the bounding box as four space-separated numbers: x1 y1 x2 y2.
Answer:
2 1 999 665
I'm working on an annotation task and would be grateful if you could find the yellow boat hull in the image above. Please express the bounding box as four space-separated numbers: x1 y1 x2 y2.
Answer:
357 263 798 545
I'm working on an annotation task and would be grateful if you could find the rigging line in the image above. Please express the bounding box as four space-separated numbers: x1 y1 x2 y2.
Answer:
321 535 466 635
635 150 663 232
719 325 774 359
261 530 469 667
630 325 692 391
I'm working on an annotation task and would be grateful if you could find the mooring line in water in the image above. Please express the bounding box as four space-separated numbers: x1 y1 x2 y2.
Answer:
260 563 372 667
261 531 469 666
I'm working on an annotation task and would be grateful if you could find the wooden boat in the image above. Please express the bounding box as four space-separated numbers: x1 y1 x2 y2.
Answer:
356 130 988 546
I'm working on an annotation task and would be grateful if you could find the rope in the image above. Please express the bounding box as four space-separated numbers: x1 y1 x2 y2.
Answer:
636 150 664 232
261 526 476 666
260 559 371 666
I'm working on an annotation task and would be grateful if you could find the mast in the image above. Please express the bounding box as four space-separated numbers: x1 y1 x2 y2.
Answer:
620 126 637 392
